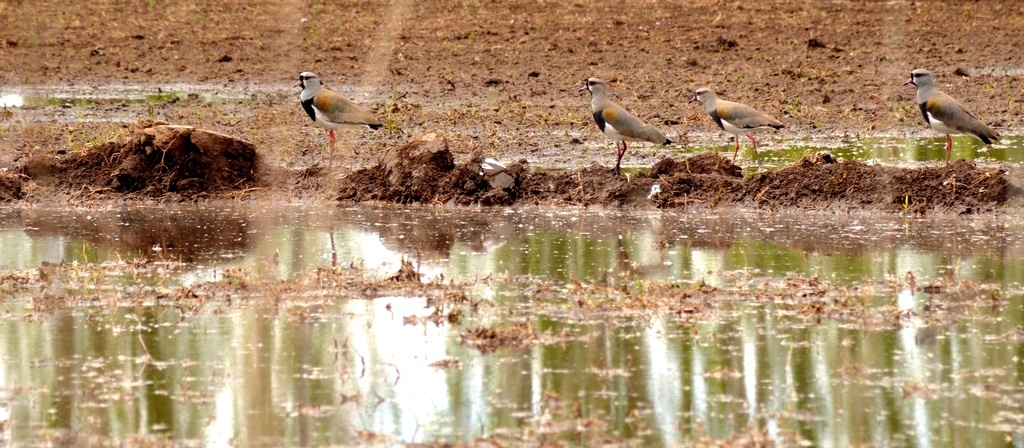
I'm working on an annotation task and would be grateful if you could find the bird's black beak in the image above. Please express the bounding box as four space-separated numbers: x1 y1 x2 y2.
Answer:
294 79 304 89
578 83 589 93
688 95 697 104
903 77 916 87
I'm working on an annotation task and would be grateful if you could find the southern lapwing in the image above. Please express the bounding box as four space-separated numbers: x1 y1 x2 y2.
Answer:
904 68 999 164
689 87 784 164
295 71 382 169
579 77 671 176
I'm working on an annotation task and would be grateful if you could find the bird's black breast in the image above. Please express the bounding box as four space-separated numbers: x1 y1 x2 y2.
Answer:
710 110 725 130
301 98 317 122
593 111 606 132
918 102 930 124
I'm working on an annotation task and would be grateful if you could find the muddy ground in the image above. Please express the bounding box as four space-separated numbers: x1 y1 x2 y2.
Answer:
0 120 1006 214
1 0 1023 211
335 131 1007 214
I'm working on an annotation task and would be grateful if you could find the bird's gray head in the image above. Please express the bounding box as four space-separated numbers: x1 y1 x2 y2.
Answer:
689 87 717 105
904 68 932 88
295 72 321 91
578 77 606 95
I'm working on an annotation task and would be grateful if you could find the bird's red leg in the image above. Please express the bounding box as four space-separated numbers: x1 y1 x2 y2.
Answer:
945 134 952 165
614 141 627 176
327 130 337 169
747 134 760 164
733 136 741 162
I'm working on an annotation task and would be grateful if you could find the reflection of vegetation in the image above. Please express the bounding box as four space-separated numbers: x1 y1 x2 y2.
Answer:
0 257 1016 446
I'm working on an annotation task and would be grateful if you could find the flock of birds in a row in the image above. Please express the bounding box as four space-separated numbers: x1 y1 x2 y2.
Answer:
294 69 1001 174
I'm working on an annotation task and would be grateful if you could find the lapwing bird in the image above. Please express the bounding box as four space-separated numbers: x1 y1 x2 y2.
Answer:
579 78 671 176
904 68 999 164
295 71 382 169
689 87 784 164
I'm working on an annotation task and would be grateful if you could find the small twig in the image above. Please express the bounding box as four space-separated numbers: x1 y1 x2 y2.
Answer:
753 185 770 202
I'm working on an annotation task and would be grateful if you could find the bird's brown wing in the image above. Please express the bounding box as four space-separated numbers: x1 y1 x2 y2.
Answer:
314 89 381 127
717 100 783 130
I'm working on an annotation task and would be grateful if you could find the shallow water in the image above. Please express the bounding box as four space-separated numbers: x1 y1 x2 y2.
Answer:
0 85 266 124
0 85 269 108
1 204 1023 446
688 133 1024 174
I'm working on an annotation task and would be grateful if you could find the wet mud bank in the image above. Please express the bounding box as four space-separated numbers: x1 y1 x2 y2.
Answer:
0 125 1008 214
338 135 1008 214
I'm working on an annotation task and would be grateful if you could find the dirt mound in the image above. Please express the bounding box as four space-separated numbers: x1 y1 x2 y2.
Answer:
650 153 744 178
337 132 527 206
16 118 258 200
338 142 1007 214
736 156 1006 213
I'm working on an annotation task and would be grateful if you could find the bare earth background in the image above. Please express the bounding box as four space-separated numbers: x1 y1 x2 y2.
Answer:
0 0 1022 204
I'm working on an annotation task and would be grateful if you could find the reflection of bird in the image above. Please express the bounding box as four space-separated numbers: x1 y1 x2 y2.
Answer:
904 69 999 164
580 78 671 176
295 72 382 169
689 87 783 164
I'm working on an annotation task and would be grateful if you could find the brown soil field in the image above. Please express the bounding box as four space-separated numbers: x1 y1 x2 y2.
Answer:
1 0 1022 211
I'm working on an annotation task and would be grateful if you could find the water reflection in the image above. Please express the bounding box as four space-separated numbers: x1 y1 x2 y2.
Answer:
3 205 1024 287
1 204 1023 445
1 295 1021 446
